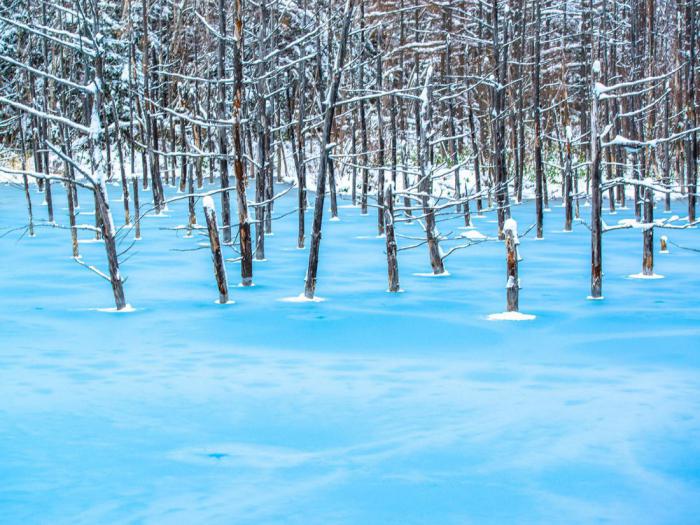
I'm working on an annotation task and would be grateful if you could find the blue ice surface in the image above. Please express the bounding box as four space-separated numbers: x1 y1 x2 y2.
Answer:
0 179 699 525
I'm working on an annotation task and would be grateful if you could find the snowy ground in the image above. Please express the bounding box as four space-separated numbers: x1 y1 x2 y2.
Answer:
1 180 700 524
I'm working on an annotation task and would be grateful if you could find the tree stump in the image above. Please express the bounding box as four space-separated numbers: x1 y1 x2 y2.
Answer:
504 218 519 312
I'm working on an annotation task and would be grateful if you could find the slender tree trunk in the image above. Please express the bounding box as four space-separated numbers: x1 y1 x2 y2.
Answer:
416 66 445 275
505 219 519 312
642 186 654 276
18 119 34 236
217 0 232 243
533 0 544 238
304 0 355 299
232 0 253 285
203 196 229 304
384 184 400 292
590 62 603 299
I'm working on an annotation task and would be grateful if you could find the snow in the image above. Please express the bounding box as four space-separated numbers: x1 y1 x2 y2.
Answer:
1 182 700 524
461 230 487 240
618 218 641 228
412 271 451 277
279 293 326 303
628 273 665 280
202 195 216 210
487 311 536 321
88 100 101 141
93 304 136 313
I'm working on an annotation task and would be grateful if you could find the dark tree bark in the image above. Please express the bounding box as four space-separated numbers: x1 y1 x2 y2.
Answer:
384 184 400 292
642 186 655 276
533 0 544 239
505 219 519 312
232 0 253 285
18 118 34 237
590 62 603 299
304 0 355 299
216 0 232 243
416 66 445 275
203 197 229 304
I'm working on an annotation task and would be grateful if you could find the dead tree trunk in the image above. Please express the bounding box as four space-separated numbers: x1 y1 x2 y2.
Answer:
132 175 141 240
564 127 574 232
491 0 511 238
255 55 268 261
358 2 369 216
110 96 130 225
590 61 603 299
94 183 127 310
642 186 654 276
18 119 34 237
217 0 232 243
179 117 187 193
384 184 400 292
295 40 308 248
304 0 355 299
685 0 697 222
188 165 196 232
59 125 79 258
466 83 482 215
663 85 672 212
416 65 445 275
504 218 519 312
374 34 385 234
533 0 544 239
351 114 358 206
233 0 253 285
203 196 229 304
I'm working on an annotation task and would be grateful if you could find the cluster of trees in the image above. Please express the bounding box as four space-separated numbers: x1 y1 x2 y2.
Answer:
0 0 697 311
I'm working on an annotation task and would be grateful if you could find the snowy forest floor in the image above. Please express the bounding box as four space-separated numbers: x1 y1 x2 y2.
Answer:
1 181 700 524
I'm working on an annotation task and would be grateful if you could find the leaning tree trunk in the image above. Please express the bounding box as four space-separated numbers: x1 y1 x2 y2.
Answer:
304 0 355 299
203 196 229 304
94 182 127 310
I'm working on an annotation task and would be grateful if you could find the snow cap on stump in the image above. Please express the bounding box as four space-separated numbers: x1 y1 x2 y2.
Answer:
504 218 519 244
203 195 216 211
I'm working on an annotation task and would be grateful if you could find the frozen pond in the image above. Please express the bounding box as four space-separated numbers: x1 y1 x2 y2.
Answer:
1 181 699 524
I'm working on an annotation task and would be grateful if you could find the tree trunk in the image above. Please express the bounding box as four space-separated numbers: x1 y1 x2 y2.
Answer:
304 0 355 299
505 219 519 312
642 186 654 276
233 0 253 285
203 196 229 304
590 62 603 299
384 184 400 292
